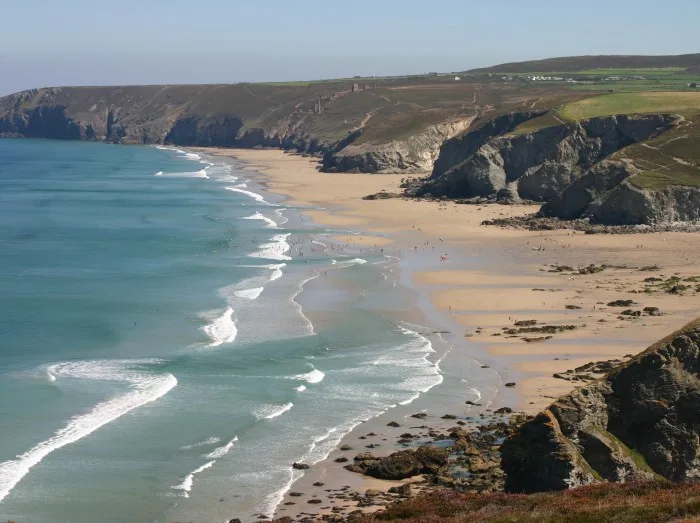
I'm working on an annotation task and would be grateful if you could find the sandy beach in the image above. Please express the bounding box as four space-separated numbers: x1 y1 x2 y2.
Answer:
192 147 700 519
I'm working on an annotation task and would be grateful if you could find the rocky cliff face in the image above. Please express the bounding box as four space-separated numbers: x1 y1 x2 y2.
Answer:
540 163 700 225
418 114 678 202
501 319 700 493
321 118 475 173
586 182 700 225
431 111 545 178
0 85 481 174
539 160 637 220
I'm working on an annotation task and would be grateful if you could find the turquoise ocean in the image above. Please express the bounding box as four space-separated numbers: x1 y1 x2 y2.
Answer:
0 140 461 522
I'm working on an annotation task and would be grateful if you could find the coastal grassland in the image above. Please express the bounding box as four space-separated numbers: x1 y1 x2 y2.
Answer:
359 482 700 523
618 115 700 189
508 111 569 135
496 90 700 190
559 92 700 120
616 111 700 189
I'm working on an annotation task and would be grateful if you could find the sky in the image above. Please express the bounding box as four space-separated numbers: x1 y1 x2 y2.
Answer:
0 0 698 95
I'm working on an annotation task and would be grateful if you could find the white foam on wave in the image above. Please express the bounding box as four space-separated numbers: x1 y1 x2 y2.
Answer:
225 186 271 204
334 258 368 268
295 385 307 392
302 418 365 470
204 436 238 459
269 264 285 281
234 287 264 300
463 385 482 403
155 145 187 154
261 468 305 518
0 359 176 503
181 437 221 450
201 307 237 347
238 263 287 282
290 273 318 336
313 427 337 444
293 367 325 384
274 208 289 225
243 212 278 229
249 234 292 261
393 327 444 395
254 402 294 420
154 169 209 179
171 460 215 498
182 152 202 161
399 393 421 406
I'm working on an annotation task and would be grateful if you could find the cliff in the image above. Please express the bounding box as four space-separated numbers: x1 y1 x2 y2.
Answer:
501 319 700 493
0 83 508 174
417 114 678 202
321 117 474 173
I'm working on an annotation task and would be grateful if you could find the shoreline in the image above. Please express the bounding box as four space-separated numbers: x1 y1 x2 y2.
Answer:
191 146 700 521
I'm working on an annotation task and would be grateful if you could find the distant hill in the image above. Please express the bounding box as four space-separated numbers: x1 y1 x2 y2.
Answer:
469 53 700 73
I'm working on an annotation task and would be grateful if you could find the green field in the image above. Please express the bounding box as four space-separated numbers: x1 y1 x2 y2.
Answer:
560 92 700 120
507 89 700 190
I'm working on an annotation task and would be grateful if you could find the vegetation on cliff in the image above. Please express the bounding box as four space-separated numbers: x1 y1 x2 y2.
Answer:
1 53 700 224
354 481 700 523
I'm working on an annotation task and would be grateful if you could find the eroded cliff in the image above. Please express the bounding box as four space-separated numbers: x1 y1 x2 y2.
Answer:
0 84 494 174
501 319 700 493
417 114 678 202
321 117 475 173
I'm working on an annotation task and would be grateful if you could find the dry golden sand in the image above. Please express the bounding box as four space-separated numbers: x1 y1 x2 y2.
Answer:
198 147 700 413
192 147 700 520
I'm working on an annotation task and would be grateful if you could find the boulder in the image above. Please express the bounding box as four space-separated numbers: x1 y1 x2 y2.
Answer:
363 450 423 480
388 483 412 497
355 445 449 480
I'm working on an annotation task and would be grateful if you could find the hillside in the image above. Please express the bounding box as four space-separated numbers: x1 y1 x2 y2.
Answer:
2 53 700 225
0 80 575 173
469 53 700 73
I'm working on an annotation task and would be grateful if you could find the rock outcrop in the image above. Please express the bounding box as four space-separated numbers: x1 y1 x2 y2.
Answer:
418 114 678 202
321 117 474 173
501 319 700 493
346 446 449 480
431 111 545 178
539 160 637 220
585 181 700 225
539 158 700 225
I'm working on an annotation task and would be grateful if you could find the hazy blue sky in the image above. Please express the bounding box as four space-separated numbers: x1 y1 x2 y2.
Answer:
1 0 698 95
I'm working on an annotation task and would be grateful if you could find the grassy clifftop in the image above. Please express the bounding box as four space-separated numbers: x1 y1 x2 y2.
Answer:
1 53 698 186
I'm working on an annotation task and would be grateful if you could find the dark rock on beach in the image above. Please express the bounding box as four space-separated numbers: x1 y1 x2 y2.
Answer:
501 319 700 493
347 446 449 480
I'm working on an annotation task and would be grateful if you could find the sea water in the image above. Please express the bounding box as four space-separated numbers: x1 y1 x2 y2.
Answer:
0 140 449 522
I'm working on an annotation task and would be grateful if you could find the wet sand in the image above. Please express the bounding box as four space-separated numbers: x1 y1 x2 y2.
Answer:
191 147 700 520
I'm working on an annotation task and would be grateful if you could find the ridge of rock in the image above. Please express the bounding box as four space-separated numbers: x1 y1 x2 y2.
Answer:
501 318 700 493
